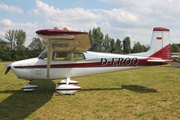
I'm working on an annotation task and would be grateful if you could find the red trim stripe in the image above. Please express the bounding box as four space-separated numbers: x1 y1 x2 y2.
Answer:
13 59 166 69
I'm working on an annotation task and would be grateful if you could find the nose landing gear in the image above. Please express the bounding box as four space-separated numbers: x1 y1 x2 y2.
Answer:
22 80 38 92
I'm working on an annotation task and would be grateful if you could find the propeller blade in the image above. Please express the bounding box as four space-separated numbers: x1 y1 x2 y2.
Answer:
5 64 11 75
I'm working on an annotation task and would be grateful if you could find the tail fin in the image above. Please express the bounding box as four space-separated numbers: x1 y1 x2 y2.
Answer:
146 27 171 60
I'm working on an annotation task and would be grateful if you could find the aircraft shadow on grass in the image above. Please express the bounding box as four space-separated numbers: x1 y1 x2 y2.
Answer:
0 80 157 119
0 80 56 120
121 85 158 93
81 85 158 93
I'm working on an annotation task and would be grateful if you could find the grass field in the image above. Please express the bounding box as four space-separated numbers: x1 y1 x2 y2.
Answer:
0 61 180 120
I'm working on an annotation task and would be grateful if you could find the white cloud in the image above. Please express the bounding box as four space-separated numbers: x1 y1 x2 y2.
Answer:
0 19 12 26
100 0 180 43
1 0 180 47
100 0 180 26
0 3 23 14
27 0 180 44
28 0 60 17
94 8 138 28
28 0 100 31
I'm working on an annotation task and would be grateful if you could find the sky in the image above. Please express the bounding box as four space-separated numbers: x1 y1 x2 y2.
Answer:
0 0 180 47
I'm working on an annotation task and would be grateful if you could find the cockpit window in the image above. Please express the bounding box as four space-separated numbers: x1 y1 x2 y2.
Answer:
38 50 85 61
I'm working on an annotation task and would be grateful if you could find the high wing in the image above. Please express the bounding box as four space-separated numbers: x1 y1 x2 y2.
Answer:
36 29 91 78
36 29 90 52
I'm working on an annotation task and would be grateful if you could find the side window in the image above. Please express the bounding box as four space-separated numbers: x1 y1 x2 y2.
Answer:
53 52 69 60
53 52 85 61
74 53 85 61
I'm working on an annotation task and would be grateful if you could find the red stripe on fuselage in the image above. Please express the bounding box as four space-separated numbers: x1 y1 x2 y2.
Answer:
13 59 166 69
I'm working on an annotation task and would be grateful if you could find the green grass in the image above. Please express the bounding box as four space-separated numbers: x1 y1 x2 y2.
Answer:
1 61 180 120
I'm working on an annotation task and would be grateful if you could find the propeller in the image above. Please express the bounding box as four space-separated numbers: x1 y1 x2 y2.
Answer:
5 64 11 75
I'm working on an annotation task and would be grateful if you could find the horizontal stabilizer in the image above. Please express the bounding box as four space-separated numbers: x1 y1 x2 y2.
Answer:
147 59 172 62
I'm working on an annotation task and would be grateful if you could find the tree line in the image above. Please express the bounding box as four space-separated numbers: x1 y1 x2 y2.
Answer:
0 29 44 61
88 27 150 54
0 27 179 61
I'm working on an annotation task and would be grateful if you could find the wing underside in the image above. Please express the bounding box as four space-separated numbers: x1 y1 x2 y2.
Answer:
36 29 90 52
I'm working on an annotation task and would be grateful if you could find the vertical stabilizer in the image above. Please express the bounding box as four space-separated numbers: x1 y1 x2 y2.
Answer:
145 27 171 60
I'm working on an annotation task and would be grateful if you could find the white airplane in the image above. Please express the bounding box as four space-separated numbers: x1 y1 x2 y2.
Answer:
5 27 172 94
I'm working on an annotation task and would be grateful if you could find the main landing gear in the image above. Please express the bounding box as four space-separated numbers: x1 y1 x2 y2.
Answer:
56 77 81 95
22 78 81 95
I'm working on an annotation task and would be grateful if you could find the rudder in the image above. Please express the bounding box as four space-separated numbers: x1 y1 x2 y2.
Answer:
147 27 171 60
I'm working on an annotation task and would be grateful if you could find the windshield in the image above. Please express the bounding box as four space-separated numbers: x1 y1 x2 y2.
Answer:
38 50 47 59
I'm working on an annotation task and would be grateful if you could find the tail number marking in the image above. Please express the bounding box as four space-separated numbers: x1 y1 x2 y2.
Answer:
100 58 139 66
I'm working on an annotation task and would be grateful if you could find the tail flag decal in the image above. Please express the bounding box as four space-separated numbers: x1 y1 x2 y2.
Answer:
156 37 162 40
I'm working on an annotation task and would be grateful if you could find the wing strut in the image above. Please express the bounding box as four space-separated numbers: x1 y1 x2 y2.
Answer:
47 41 51 78
70 52 74 61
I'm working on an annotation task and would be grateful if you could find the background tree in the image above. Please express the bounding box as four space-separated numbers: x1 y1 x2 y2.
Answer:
114 39 123 53
0 39 11 61
110 38 115 53
123 37 131 54
5 29 26 60
131 42 149 53
27 37 44 58
102 34 111 52
171 43 180 52
63 27 68 30
143 44 150 52
5 29 16 60
54 27 59 30
88 27 104 52
15 29 26 60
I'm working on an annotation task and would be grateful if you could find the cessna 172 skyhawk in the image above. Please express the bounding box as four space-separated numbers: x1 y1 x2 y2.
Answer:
5 27 172 94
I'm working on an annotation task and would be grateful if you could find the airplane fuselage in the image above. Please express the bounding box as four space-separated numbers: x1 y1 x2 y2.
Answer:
10 51 166 80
